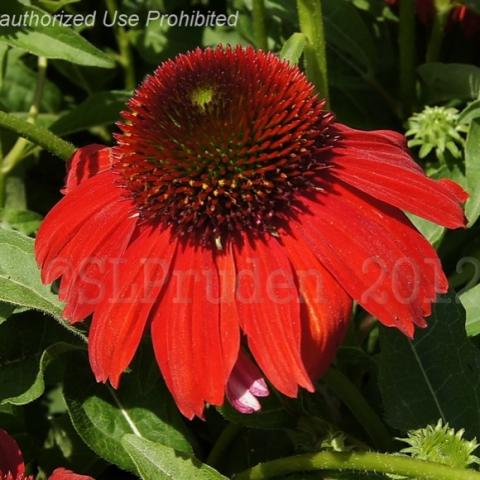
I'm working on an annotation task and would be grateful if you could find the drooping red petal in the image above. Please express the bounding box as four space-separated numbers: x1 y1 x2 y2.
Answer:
48 468 94 480
215 245 241 380
58 204 137 323
36 172 124 284
63 145 112 194
329 123 467 229
281 234 352 379
0 430 24 477
233 236 313 397
151 244 239 419
294 181 449 337
89 226 176 388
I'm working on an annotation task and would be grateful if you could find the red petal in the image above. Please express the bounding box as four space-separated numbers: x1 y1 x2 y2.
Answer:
233 236 313 397
215 245 241 379
281 234 352 379
63 145 112 194
88 226 176 388
51 193 137 322
294 181 449 336
36 172 123 284
334 123 409 151
330 124 467 228
59 206 137 323
49 467 94 480
0 429 24 477
151 244 239 419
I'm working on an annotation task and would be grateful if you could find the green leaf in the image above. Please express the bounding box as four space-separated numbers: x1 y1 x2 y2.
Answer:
418 63 480 104
406 214 445 247
0 43 8 90
460 284 480 337
51 91 130 136
459 99 480 124
0 225 63 318
464 0 480 14
129 21 202 65
218 395 295 430
1 49 61 113
0 314 78 405
279 33 306 65
323 0 377 77
378 293 480 440
465 119 480 226
33 0 80 13
122 435 228 480
63 348 193 474
0 2 114 68
0 208 42 235
0 302 15 325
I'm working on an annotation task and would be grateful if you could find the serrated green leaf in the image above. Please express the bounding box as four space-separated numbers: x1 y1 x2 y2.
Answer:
279 33 306 65
465 119 480 226
63 348 193 474
0 2 114 68
51 90 130 136
378 293 480 440
122 435 228 480
460 284 480 337
0 314 79 405
0 226 63 318
418 63 480 103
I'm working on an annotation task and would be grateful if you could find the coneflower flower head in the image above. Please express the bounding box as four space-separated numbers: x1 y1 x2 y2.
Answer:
36 46 467 419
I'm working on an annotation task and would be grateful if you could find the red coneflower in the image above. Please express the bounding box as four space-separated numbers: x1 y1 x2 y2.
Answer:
35 46 466 419
0 429 92 480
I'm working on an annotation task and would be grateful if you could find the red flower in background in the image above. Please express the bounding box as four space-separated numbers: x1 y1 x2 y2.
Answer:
0 430 92 480
0 429 29 480
386 0 480 38
35 46 466 419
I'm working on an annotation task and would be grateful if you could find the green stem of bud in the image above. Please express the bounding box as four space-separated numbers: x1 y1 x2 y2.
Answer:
234 450 480 480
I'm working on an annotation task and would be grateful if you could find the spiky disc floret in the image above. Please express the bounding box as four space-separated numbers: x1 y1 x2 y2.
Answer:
113 46 334 247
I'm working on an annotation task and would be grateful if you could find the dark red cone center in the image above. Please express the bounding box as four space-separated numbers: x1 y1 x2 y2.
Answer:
113 46 334 247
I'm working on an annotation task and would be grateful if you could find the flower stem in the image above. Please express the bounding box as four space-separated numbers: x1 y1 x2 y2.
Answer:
0 111 75 162
323 368 393 451
206 423 242 468
234 451 480 480
105 0 136 90
2 56 48 175
399 0 416 116
252 0 268 50
296 0 329 105
426 0 453 62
